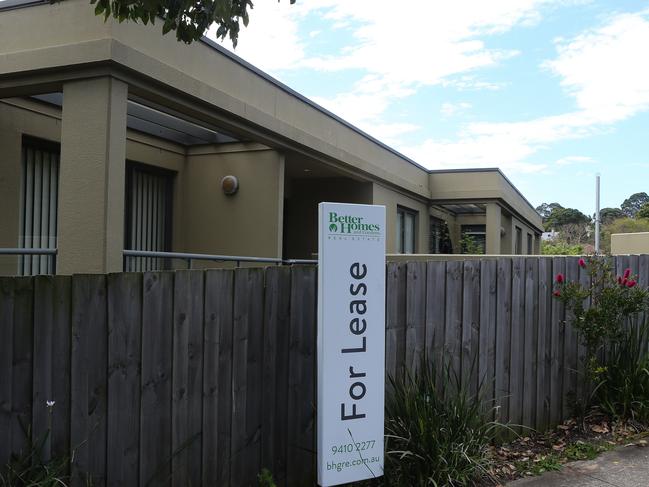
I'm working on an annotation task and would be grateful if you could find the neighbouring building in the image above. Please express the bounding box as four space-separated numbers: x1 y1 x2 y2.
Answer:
611 232 649 255
0 0 543 276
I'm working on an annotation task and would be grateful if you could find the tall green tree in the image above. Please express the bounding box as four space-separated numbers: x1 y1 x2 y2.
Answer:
545 207 590 230
535 202 563 221
82 0 294 45
621 192 649 218
599 207 625 225
637 203 649 220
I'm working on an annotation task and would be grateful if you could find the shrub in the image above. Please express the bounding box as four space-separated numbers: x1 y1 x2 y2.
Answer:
594 322 649 424
541 241 583 255
383 359 500 486
553 258 648 353
553 257 649 422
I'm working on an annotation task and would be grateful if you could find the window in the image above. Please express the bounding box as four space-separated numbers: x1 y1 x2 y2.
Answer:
460 225 486 254
18 137 59 275
396 207 417 254
515 226 522 255
527 233 533 255
124 162 174 271
429 217 453 254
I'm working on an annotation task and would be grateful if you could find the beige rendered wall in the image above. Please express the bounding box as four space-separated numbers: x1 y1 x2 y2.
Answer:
508 215 538 255
428 170 543 232
373 183 429 254
182 144 284 260
611 233 649 255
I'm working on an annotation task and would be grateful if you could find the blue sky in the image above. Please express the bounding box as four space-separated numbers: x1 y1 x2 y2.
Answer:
215 1 649 215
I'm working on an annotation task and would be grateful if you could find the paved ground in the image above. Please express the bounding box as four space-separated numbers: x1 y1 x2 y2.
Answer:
507 443 649 487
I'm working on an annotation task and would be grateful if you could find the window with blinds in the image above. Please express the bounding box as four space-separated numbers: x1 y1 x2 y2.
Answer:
124 162 174 272
18 137 59 275
396 206 417 254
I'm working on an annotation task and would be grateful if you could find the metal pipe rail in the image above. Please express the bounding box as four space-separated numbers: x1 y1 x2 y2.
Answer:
0 248 57 255
123 249 316 268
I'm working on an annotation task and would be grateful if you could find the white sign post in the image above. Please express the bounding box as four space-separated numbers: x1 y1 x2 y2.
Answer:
317 202 386 486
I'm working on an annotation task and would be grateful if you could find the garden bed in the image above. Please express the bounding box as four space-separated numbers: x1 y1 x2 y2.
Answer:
483 412 648 485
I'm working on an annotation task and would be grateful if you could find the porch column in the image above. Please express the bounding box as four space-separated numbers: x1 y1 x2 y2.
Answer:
57 77 127 274
485 203 502 255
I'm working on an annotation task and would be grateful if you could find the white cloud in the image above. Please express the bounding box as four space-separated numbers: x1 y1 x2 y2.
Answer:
402 9 649 174
440 102 472 117
215 0 558 141
544 10 649 122
213 3 649 176
208 1 306 73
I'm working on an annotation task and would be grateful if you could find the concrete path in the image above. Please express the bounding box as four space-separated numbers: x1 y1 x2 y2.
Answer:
507 444 649 487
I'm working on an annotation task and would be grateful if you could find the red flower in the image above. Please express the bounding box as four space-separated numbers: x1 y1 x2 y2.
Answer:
626 280 637 288
578 258 586 268
618 276 623 285
556 273 564 283
624 268 632 279
553 290 561 297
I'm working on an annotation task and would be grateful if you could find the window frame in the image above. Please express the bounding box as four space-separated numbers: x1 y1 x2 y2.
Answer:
515 226 523 255
124 160 175 270
396 206 418 254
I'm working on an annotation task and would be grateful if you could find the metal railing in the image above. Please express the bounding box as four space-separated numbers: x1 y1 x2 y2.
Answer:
1 248 315 274
123 249 316 269
0 247 58 275
0 248 57 256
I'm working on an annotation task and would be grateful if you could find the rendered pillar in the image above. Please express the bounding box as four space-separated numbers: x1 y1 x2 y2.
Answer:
57 77 127 274
485 203 502 255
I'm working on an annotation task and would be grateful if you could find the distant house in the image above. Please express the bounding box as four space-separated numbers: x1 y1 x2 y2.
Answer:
0 0 543 276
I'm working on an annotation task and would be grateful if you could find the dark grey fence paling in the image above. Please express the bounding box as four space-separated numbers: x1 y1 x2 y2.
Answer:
1 256 648 486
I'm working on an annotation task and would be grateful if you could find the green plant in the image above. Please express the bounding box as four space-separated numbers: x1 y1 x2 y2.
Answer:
554 257 649 422
460 234 484 255
257 468 276 487
563 441 609 461
383 358 501 486
515 453 562 476
541 241 583 255
554 257 649 354
0 423 69 487
594 322 649 423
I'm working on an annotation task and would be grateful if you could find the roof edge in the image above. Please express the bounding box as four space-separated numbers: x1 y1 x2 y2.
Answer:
0 0 46 11
198 37 433 173
428 167 540 222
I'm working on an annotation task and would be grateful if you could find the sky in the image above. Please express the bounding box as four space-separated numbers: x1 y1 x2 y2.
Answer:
211 0 649 216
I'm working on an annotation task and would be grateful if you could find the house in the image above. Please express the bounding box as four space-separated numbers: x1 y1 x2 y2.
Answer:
0 0 543 276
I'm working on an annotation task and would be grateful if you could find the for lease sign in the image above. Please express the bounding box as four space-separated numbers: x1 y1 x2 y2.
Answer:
317 202 386 486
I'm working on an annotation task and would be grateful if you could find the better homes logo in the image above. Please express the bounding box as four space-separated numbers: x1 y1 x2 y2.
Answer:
328 212 380 236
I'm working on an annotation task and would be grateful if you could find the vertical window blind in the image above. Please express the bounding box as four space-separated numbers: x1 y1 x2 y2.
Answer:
19 138 59 275
125 162 174 272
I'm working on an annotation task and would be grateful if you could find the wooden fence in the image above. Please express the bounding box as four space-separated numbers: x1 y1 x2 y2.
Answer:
1 255 648 486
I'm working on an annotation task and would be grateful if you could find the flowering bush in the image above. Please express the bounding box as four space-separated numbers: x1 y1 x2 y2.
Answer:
553 257 649 422
553 258 649 354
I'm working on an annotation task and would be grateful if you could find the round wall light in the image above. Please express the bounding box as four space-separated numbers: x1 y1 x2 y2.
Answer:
221 175 239 195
